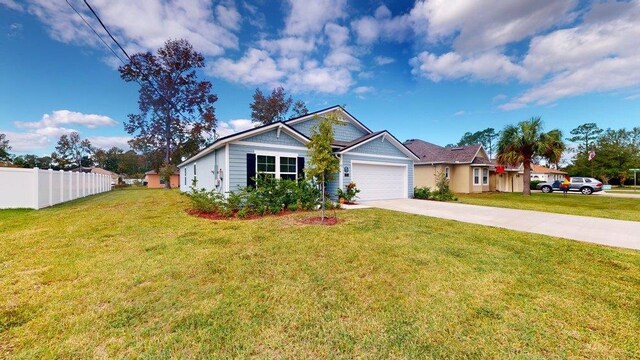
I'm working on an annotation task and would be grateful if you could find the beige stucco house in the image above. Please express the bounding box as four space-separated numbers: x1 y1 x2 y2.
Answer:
492 162 525 193
404 139 493 193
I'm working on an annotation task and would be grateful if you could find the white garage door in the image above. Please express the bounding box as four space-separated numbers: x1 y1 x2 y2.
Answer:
351 162 407 201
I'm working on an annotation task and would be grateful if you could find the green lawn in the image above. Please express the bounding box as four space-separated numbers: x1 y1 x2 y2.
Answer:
1 189 639 358
456 192 640 222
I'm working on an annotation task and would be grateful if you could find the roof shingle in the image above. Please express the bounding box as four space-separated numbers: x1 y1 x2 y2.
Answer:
404 139 485 164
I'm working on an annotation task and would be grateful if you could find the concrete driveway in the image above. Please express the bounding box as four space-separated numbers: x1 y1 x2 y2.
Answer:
365 199 640 250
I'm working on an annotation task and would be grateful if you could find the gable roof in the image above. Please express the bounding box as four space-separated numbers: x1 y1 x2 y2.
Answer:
179 107 416 167
339 131 419 160
178 121 308 167
404 139 486 164
285 105 373 135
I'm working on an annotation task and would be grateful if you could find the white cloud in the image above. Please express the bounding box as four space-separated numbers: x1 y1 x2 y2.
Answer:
4 110 122 153
215 2 241 31
14 110 118 129
288 64 353 94
86 136 132 150
353 86 373 94
453 110 465 116
0 0 23 11
499 0 640 109
1 128 73 153
216 118 255 138
258 37 316 57
25 0 239 57
374 56 395 66
325 23 349 49
410 51 525 82
352 5 412 44
410 0 578 53
284 0 346 36
501 55 640 109
208 48 285 86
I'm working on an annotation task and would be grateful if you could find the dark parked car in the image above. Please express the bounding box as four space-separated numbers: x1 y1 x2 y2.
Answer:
536 177 603 195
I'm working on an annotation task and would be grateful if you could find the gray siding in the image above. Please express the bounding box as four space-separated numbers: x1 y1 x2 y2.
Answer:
291 118 368 142
179 147 225 194
243 128 306 147
349 136 408 157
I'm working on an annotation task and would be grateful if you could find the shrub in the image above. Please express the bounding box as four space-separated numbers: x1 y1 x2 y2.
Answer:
188 177 322 218
189 179 224 213
336 181 361 203
414 187 431 200
530 180 542 190
432 172 456 201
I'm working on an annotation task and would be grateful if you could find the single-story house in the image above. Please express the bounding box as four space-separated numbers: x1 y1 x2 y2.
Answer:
404 139 493 193
530 164 567 182
70 166 120 185
144 170 180 188
491 161 524 193
178 106 418 201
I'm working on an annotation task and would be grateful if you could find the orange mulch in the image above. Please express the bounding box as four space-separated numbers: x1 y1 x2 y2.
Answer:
187 208 307 221
186 208 340 225
294 216 339 225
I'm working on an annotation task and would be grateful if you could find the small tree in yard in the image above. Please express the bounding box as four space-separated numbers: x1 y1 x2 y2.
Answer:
305 112 342 220
497 117 565 196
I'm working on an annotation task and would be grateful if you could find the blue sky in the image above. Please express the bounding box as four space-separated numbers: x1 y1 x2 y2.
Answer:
1 0 639 156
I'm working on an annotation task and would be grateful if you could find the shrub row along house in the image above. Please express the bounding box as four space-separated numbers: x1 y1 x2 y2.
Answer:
178 106 418 201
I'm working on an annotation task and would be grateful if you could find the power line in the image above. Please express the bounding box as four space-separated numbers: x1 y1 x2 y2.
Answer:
81 0 192 124
64 0 126 65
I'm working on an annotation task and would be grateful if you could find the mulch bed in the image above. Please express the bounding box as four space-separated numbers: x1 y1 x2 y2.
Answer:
186 209 340 225
294 216 339 226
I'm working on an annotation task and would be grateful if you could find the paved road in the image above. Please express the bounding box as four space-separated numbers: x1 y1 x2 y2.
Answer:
365 199 640 250
534 190 640 199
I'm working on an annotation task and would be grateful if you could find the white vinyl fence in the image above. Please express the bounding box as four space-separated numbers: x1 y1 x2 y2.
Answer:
0 167 112 209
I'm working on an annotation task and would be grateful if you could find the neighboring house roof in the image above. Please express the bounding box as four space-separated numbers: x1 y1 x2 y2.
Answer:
489 160 523 172
530 164 567 175
144 170 179 175
404 139 486 164
179 105 418 167
69 166 119 178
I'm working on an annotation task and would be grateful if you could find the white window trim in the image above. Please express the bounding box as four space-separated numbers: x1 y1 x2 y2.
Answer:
482 168 489 185
444 166 450 179
473 168 480 185
255 150 298 180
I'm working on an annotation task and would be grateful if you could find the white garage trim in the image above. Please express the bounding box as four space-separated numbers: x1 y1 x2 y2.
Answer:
351 160 408 200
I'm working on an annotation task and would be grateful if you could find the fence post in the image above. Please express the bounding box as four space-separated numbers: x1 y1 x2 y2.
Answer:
33 167 39 209
69 170 73 200
48 169 53 207
60 170 64 202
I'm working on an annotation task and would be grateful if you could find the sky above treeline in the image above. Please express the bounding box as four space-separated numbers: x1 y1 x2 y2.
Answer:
1 0 639 155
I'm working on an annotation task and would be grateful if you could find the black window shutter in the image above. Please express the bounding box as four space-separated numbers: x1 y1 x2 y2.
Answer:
297 157 305 179
247 153 256 187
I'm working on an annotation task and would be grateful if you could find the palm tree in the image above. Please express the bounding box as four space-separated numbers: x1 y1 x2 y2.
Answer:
497 117 565 196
